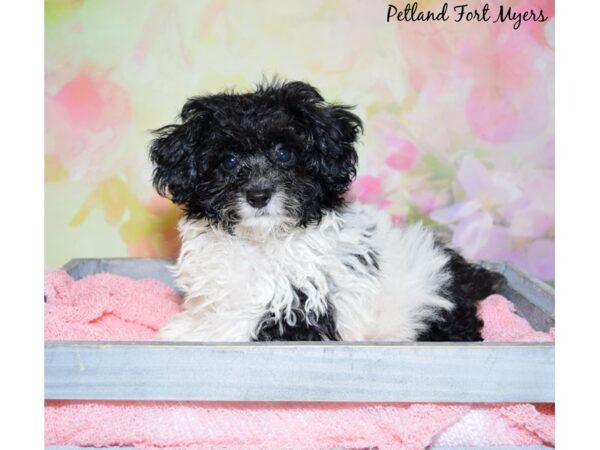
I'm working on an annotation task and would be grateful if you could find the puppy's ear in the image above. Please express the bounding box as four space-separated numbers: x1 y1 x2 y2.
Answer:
314 103 362 196
149 98 215 205
150 123 197 206
281 81 362 196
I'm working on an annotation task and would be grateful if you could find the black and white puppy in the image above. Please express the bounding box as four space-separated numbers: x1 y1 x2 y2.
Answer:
150 80 504 342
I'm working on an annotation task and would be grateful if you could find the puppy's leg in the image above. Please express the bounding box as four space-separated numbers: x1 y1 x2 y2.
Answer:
253 307 339 341
417 247 505 341
253 288 340 341
158 307 260 342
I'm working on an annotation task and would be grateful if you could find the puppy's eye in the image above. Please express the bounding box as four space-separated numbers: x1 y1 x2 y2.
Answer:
274 145 291 163
222 154 239 170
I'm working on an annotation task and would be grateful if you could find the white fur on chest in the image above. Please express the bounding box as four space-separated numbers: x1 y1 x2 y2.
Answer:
158 203 453 342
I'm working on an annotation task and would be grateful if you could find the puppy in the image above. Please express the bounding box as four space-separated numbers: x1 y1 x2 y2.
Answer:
150 80 504 342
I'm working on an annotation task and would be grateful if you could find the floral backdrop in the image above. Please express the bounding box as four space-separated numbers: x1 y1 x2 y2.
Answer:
45 0 555 280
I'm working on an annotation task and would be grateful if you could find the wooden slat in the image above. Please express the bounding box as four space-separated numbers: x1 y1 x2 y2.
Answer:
45 341 554 403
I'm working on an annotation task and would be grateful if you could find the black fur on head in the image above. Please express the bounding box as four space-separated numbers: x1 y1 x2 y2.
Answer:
150 80 363 233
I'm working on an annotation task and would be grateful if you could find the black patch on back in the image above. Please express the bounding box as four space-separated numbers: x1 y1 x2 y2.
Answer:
417 244 506 342
254 286 340 341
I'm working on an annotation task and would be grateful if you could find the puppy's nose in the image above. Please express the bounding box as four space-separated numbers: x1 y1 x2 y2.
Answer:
246 188 272 209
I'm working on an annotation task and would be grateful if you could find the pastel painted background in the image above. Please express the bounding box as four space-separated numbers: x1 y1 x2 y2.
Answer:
45 0 555 280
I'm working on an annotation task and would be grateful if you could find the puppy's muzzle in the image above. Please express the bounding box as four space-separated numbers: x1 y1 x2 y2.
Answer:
246 187 273 209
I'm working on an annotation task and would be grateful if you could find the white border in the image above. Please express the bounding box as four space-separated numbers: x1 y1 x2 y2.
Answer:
556 0 600 447
0 2 44 449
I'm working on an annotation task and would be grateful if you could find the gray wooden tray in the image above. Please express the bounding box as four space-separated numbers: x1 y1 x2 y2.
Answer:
45 258 555 403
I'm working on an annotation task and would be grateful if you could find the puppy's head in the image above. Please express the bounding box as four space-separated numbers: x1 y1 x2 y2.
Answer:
150 80 362 236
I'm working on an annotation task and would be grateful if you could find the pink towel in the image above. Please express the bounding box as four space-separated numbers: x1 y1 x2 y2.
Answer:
44 271 554 449
44 270 180 340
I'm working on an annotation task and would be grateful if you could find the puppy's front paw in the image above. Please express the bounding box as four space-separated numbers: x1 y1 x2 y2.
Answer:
253 310 339 342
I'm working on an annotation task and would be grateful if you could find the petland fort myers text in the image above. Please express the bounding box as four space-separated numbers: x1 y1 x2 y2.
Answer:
387 2 549 30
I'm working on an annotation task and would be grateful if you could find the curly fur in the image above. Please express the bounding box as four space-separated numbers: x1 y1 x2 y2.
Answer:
150 80 504 342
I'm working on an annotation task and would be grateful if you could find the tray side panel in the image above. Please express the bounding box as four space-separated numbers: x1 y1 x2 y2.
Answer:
45 342 555 403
